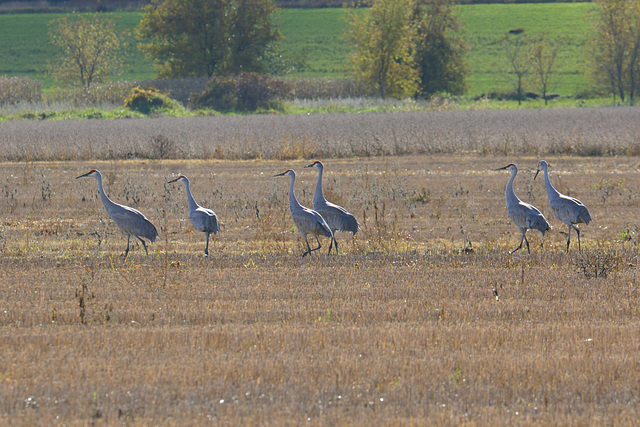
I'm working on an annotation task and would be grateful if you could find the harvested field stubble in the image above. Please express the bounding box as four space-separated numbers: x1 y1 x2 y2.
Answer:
2 107 640 162
1 154 640 424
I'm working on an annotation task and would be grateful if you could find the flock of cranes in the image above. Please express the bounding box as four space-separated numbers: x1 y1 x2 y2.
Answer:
76 161 359 258
76 159 591 258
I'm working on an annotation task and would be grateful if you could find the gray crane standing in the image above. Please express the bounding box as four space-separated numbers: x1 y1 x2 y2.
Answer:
76 169 158 257
497 163 551 254
168 175 219 256
535 160 592 251
304 160 359 254
274 169 334 257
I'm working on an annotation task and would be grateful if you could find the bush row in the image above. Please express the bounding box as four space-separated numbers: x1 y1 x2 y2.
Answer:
0 74 373 113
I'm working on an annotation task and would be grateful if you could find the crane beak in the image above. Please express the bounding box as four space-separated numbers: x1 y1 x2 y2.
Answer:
495 165 509 171
534 169 541 180
167 177 180 183
76 172 92 179
273 171 287 177
303 163 314 168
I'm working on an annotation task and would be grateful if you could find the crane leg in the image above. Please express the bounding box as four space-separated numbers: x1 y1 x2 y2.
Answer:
573 225 581 252
328 235 338 255
509 230 531 255
566 224 572 252
124 234 131 259
524 234 530 254
302 236 312 257
136 236 149 256
205 232 210 257
510 234 524 254
312 235 322 253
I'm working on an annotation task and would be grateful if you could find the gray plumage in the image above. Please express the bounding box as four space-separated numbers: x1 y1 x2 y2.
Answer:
76 169 157 257
274 169 334 257
304 160 359 254
168 175 219 256
535 160 592 252
497 163 551 254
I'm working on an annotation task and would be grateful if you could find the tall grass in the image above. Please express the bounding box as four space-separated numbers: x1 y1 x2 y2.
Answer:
1 107 639 162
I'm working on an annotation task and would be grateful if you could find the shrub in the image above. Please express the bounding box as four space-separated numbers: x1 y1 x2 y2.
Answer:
191 73 292 112
0 76 42 105
137 77 208 105
124 87 169 114
572 249 620 279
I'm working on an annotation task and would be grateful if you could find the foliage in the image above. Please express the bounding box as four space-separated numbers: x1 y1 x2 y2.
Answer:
587 0 640 105
346 0 419 99
124 86 183 114
48 13 127 88
412 0 467 97
190 72 292 112
136 0 281 79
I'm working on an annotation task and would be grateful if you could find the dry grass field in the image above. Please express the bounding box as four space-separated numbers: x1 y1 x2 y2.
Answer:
2 109 640 424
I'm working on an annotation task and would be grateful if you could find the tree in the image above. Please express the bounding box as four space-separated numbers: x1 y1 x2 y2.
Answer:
502 32 530 105
412 0 466 97
346 0 419 99
136 0 280 79
529 33 559 105
587 0 640 105
48 13 126 88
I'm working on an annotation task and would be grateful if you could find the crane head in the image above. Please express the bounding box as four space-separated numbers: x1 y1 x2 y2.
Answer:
304 160 323 169
274 169 295 177
76 169 100 179
168 175 187 184
534 160 548 180
496 163 517 172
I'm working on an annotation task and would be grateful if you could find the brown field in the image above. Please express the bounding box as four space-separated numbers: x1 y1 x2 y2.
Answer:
2 109 640 424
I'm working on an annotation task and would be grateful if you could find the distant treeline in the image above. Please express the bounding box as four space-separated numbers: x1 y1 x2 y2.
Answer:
0 0 587 13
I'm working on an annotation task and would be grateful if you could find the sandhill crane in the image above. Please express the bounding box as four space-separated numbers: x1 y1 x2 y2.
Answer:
497 163 551 254
274 169 334 257
304 160 358 254
535 160 592 252
168 175 219 256
76 169 158 257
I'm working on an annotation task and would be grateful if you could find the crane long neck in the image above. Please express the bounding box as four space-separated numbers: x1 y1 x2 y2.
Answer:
314 166 325 202
183 180 198 211
505 169 520 204
288 174 301 210
95 173 117 210
542 167 560 199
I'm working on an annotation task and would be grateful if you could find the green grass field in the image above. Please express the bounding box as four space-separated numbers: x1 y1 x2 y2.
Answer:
0 3 596 97
458 2 594 96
